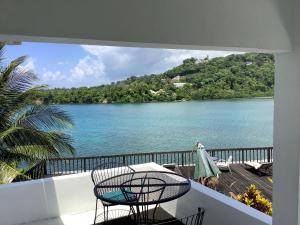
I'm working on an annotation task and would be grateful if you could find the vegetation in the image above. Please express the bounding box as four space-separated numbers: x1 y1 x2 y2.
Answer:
200 176 219 190
0 43 75 184
232 184 272 215
38 53 274 104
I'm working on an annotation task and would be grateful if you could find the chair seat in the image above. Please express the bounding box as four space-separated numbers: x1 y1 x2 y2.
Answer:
216 162 228 167
216 162 230 171
101 191 136 202
244 161 262 170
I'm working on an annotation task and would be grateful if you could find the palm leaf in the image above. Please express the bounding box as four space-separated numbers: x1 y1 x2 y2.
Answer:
0 145 57 162
0 60 39 130
0 56 27 89
0 85 46 121
1 127 75 157
0 161 29 184
16 105 74 130
0 43 4 66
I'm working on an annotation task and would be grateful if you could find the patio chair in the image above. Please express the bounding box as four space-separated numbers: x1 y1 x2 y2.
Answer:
244 161 273 176
216 155 232 173
91 162 135 224
153 207 206 225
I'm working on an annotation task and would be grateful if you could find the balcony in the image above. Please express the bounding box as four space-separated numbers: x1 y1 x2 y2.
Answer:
0 155 272 225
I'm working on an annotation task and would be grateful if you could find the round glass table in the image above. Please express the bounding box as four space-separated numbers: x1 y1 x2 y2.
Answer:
94 171 191 224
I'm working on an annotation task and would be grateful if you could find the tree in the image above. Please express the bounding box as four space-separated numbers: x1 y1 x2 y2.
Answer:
183 57 197 64
0 43 75 184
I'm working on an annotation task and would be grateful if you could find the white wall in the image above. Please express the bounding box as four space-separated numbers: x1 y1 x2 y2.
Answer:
0 163 154 225
0 0 291 52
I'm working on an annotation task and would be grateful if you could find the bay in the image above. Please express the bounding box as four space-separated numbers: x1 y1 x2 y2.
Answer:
60 98 273 156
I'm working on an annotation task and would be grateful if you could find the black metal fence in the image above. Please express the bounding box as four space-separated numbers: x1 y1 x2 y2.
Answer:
46 150 195 176
14 160 47 182
207 147 273 164
23 146 273 180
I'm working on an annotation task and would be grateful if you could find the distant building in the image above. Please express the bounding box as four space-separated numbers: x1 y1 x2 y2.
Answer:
173 82 186 88
172 75 181 81
150 90 158 95
246 61 253 66
150 89 165 95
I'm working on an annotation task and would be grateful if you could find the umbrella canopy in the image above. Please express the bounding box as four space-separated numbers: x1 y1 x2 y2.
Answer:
194 143 221 179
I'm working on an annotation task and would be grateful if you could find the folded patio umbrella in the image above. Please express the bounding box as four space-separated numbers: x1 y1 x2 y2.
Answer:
194 143 221 179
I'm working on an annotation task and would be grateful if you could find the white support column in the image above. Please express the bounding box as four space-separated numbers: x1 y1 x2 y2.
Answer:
273 53 300 225
273 1 300 223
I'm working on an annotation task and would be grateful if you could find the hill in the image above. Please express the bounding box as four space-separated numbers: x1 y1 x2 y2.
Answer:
38 53 274 104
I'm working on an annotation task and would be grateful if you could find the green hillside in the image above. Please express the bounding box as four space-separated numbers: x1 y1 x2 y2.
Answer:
38 53 274 104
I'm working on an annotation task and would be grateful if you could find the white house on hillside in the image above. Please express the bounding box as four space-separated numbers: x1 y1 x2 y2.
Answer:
172 75 181 81
173 82 186 88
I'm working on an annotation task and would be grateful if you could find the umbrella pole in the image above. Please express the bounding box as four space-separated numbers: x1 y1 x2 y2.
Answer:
190 142 202 179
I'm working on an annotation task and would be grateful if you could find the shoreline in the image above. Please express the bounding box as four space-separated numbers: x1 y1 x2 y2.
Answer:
49 96 274 105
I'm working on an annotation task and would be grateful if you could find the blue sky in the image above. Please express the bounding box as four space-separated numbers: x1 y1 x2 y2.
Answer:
5 42 238 88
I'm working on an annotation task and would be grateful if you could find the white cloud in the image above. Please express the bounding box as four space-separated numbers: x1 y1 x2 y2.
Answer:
81 45 132 68
70 56 106 80
42 70 66 81
163 49 237 65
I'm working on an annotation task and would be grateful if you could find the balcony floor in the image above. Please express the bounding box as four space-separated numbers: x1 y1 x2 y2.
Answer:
217 164 272 200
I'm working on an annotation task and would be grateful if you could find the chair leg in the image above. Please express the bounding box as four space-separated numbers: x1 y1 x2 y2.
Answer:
94 199 98 225
129 205 137 224
104 205 108 221
152 203 159 222
228 165 232 174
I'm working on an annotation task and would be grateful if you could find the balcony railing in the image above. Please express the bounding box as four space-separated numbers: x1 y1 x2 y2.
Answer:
21 146 273 181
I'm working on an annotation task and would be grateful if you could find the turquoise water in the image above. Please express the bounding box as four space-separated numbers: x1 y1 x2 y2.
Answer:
61 99 273 156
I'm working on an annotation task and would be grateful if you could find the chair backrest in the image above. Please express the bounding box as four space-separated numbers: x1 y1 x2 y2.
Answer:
91 162 135 185
155 207 206 225
227 155 233 165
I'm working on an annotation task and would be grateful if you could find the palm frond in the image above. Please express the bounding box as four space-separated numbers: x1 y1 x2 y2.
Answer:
0 42 4 66
16 105 74 130
0 85 46 129
46 132 75 156
0 59 40 130
0 161 29 184
6 67 36 93
1 127 75 157
0 145 55 163
0 56 28 91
